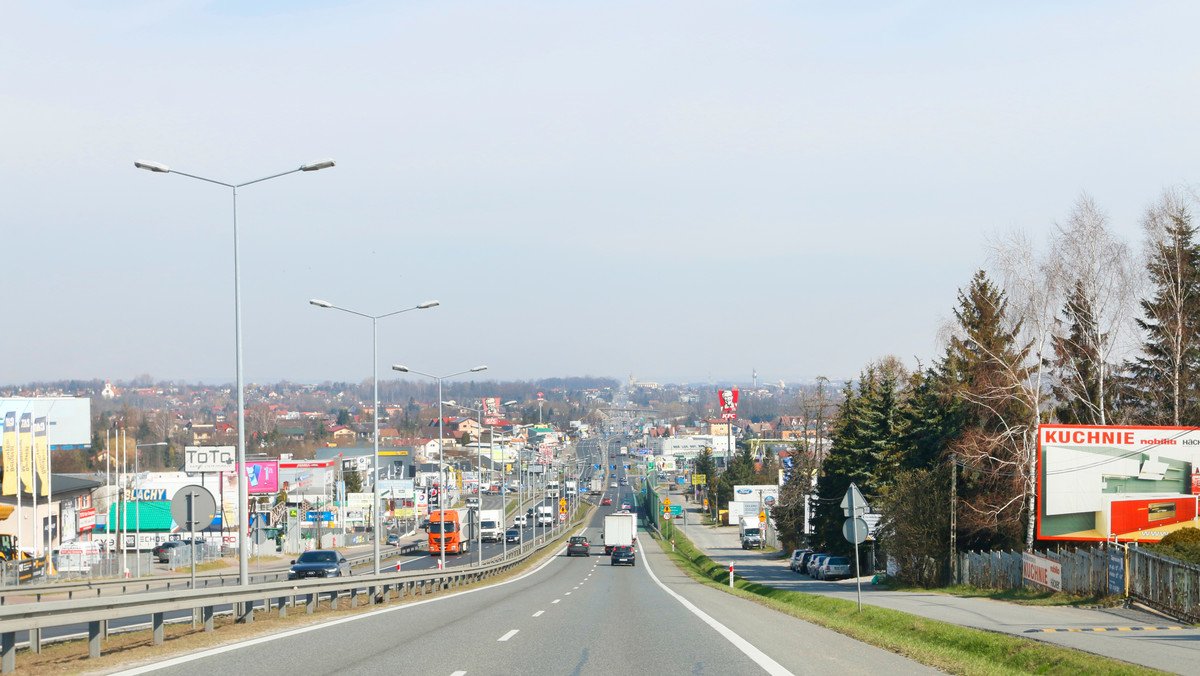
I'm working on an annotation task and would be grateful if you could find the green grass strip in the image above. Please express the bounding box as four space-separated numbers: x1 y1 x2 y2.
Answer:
655 530 1166 676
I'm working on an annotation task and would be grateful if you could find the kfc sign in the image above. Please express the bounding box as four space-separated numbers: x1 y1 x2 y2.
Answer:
483 397 501 426
718 388 739 420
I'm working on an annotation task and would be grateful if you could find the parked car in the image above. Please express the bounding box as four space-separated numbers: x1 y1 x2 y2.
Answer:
807 554 829 577
798 551 819 574
788 549 811 572
819 556 853 581
505 528 521 544
153 540 199 563
386 533 401 546
287 550 352 580
600 497 612 506
610 544 635 566
567 535 590 557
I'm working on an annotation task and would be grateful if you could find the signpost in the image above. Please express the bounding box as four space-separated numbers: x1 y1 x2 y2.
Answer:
841 483 869 612
170 485 217 591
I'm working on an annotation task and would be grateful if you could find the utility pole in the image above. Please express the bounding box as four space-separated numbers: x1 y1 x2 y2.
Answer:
949 458 957 583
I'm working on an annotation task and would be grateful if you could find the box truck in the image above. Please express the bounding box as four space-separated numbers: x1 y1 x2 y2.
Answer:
602 513 635 554
427 509 476 555
479 509 504 543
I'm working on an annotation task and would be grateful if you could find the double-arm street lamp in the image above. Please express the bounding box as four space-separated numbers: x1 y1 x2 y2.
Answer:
309 298 439 574
392 364 487 570
443 399 516 564
136 158 335 587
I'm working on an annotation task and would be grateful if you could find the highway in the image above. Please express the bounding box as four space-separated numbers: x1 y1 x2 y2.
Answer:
108 443 934 676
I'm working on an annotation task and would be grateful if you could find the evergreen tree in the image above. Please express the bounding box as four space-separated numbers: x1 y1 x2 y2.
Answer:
1128 193 1200 426
940 270 1033 551
1051 280 1109 424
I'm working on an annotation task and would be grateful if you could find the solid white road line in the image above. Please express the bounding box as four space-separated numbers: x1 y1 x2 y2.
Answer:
533 610 544 617
111 543 571 675
637 540 793 676
498 629 519 642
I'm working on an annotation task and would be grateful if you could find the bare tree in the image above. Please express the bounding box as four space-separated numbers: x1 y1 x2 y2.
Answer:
1048 194 1139 425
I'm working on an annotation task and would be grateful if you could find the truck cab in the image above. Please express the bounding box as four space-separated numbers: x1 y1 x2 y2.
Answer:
428 509 472 555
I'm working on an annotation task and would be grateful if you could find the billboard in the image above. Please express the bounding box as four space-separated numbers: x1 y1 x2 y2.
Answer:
0 397 92 449
243 460 279 494
185 446 235 473
34 417 49 496
1038 424 1200 542
483 397 501 426
718 388 739 420
733 484 779 508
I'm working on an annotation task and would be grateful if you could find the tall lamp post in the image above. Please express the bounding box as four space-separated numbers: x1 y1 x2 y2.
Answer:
309 298 439 575
136 157 335 587
392 364 487 571
444 399 516 565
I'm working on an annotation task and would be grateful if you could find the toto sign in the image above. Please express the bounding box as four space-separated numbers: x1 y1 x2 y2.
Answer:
185 446 236 473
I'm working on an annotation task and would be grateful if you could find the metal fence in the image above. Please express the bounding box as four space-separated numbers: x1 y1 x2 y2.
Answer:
958 547 1110 596
1127 546 1200 624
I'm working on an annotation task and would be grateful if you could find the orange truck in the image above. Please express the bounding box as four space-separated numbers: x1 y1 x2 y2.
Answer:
427 509 476 555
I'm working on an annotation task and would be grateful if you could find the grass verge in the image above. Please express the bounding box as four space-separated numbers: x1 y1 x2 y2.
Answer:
655 530 1166 676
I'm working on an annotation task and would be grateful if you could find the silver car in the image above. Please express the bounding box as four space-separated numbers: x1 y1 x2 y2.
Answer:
819 555 853 580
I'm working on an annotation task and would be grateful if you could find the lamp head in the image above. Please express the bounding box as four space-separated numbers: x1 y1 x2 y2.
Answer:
471 365 488 373
300 158 336 172
309 299 333 308
392 365 409 373
503 400 518 406
417 300 440 309
134 160 170 173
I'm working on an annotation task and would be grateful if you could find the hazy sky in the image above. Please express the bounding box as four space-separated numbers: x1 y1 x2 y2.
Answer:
4 1 1199 387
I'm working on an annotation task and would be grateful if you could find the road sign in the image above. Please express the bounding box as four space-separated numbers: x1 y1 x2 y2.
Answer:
171 485 217 531
559 498 567 507
558 513 566 521
759 510 766 522
663 497 671 507
841 483 869 517
843 517 869 544
692 474 706 485
703 499 709 508
670 505 682 515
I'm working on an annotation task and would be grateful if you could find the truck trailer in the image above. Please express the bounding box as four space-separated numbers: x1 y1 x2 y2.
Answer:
428 509 476 555
602 513 635 554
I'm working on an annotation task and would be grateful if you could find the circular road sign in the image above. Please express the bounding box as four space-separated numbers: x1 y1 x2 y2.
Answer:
171 485 217 531
842 517 869 545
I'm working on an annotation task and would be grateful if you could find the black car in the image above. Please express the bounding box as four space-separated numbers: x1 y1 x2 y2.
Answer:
567 536 590 557
153 540 202 563
505 528 521 544
288 550 352 580
610 545 635 566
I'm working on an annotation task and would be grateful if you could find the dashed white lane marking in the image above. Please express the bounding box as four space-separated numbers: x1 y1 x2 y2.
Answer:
573 586 579 589
533 610 545 617
637 540 792 675
451 672 467 676
552 599 561 604
498 629 519 642
565 592 572 595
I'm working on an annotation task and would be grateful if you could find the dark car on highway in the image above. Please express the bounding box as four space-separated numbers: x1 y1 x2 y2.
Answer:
567 535 590 557
610 545 635 566
288 550 351 580
505 528 521 544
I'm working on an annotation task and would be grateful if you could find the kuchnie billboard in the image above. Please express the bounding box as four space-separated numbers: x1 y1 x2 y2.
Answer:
1039 424 1200 542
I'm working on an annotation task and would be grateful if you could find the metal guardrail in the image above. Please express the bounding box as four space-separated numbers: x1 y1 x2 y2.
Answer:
0 510 591 674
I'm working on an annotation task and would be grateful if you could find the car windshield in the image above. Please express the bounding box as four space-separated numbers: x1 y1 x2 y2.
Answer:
428 521 457 534
297 552 336 564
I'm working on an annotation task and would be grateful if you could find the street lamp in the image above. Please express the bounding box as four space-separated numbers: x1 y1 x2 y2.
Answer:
136 157 335 587
132 442 167 578
392 364 487 570
309 298 439 575
444 399 516 565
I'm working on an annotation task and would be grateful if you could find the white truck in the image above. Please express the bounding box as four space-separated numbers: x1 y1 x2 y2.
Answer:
602 513 635 554
739 515 763 549
535 504 554 526
565 480 578 495
589 477 603 494
479 509 504 543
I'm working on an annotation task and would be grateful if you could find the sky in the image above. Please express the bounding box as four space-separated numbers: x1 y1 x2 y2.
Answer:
4 1 1200 388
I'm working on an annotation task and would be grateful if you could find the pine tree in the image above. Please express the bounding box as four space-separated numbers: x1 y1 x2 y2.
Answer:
1050 280 1109 425
1128 192 1200 426
940 270 1033 551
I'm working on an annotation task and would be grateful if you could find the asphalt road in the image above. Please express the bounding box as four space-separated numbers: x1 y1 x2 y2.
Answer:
672 494 1200 675
114 484 935 676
